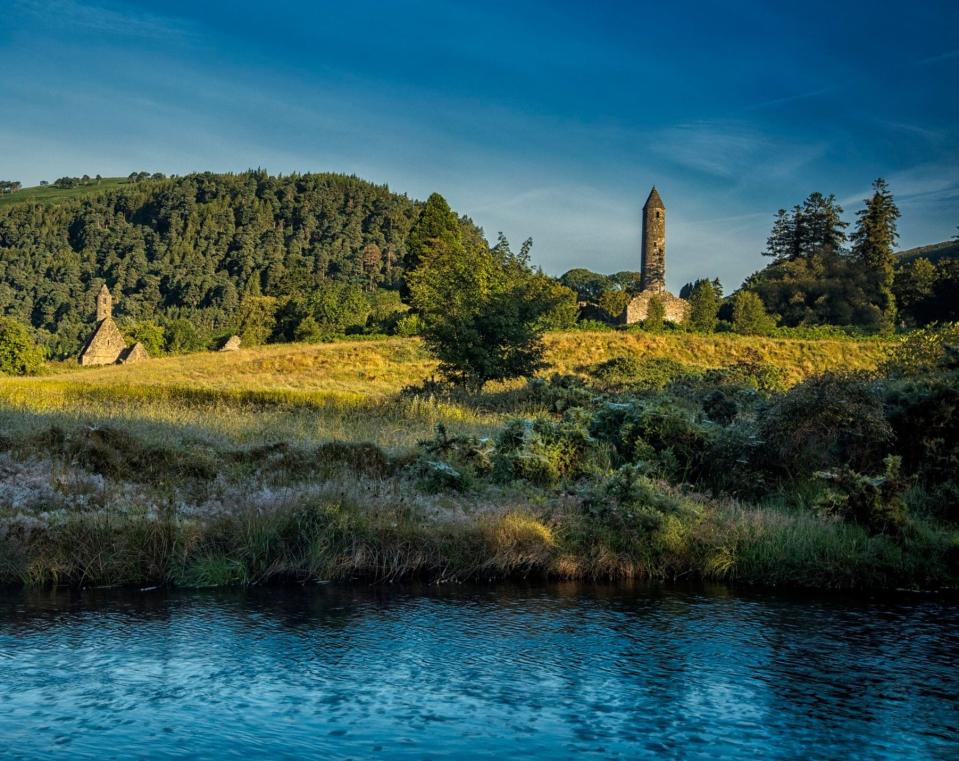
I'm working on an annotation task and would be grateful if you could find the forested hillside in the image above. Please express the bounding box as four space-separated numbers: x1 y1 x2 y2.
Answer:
896 238 959 265
0 171 482 356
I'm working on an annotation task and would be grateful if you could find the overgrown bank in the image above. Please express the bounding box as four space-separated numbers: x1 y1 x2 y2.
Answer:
0 328 956 591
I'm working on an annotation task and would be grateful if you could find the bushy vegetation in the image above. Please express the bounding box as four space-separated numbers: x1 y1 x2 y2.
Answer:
0 327 953 591
0 318 44 375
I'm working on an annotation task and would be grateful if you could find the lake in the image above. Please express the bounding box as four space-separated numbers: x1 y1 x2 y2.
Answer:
1 583 956 759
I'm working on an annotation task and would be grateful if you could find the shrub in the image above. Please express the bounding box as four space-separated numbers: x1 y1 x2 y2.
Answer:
882 323 959 377
0 318 44 375
523 374 596 413
164 318 205 353
759 373 892 477
644 297 666 332
589 399 716 482
293 316 324 343
731 291 777 335
123 320 165 356
414 460 467 493
589 355 697 390
883 372 959 491
598 289 629 320
535 282 579 330
235 296 278 346
571 319 614 332
393 314 423 337
700 422 767 496
419 423 493 475
582 464 694 532
687 280 721 332
492 413 609 486
816 456 908 535
704 351 788 392
702 389 739 425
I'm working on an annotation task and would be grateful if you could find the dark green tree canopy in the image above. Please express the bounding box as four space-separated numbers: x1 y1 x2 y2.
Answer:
0 171 488 356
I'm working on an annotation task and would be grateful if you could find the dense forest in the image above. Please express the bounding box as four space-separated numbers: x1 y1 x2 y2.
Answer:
0 170 485 356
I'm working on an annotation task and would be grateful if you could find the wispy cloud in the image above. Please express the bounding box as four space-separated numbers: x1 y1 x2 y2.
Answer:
650 122 762 179
11 0 196 42
649 121 826 184
743 86 835 112
842 161 959 209
917 49 959 66
876 120 944 143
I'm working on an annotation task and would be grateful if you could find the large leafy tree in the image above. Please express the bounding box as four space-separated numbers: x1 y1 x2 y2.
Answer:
559 268 609 302
408 213 561 390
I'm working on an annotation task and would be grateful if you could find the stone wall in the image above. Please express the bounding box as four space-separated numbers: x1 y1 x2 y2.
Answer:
622 290 690 324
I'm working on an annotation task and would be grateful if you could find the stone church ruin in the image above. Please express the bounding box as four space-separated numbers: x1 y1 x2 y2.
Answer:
78 284 149 366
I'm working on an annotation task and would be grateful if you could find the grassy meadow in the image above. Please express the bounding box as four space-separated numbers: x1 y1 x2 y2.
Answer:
0 177 134 209
0 331 889 448
2 330 954 592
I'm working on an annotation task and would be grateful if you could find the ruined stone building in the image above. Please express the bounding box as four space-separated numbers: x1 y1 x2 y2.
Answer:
78 284 149 366
622 187 690 324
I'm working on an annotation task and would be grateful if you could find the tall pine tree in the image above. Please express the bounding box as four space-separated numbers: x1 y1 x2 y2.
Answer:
801 192 848 257
851 178 900 328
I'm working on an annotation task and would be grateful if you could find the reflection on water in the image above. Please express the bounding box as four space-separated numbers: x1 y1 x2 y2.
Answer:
1 582 957 759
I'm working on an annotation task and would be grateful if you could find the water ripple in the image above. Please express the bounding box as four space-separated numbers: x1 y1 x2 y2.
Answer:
0 584 957 760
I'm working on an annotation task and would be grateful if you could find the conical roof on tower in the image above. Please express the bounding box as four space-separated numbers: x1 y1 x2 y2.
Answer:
643 186 664 210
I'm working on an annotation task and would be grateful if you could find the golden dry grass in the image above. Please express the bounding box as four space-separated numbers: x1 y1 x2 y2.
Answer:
545 331 889 384
0 332 890 450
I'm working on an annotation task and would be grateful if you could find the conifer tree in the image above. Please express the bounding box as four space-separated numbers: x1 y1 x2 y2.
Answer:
801 192 848 257
405 193 462 272
763 209 795 261
851 178 900 327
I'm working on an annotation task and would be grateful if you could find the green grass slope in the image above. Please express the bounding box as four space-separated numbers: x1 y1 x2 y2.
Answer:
0 177 137 208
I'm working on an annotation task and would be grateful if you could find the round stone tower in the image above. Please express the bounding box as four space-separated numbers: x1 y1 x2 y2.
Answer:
96 283 112 322
641 187 666 292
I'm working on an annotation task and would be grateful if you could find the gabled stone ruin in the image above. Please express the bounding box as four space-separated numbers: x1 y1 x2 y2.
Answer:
220 335 241 352
78 285 150 366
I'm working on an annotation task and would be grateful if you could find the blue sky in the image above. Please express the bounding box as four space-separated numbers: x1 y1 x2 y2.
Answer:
2 0 957 290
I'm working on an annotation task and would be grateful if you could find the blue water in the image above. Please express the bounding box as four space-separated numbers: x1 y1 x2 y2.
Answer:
1 583 957 759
